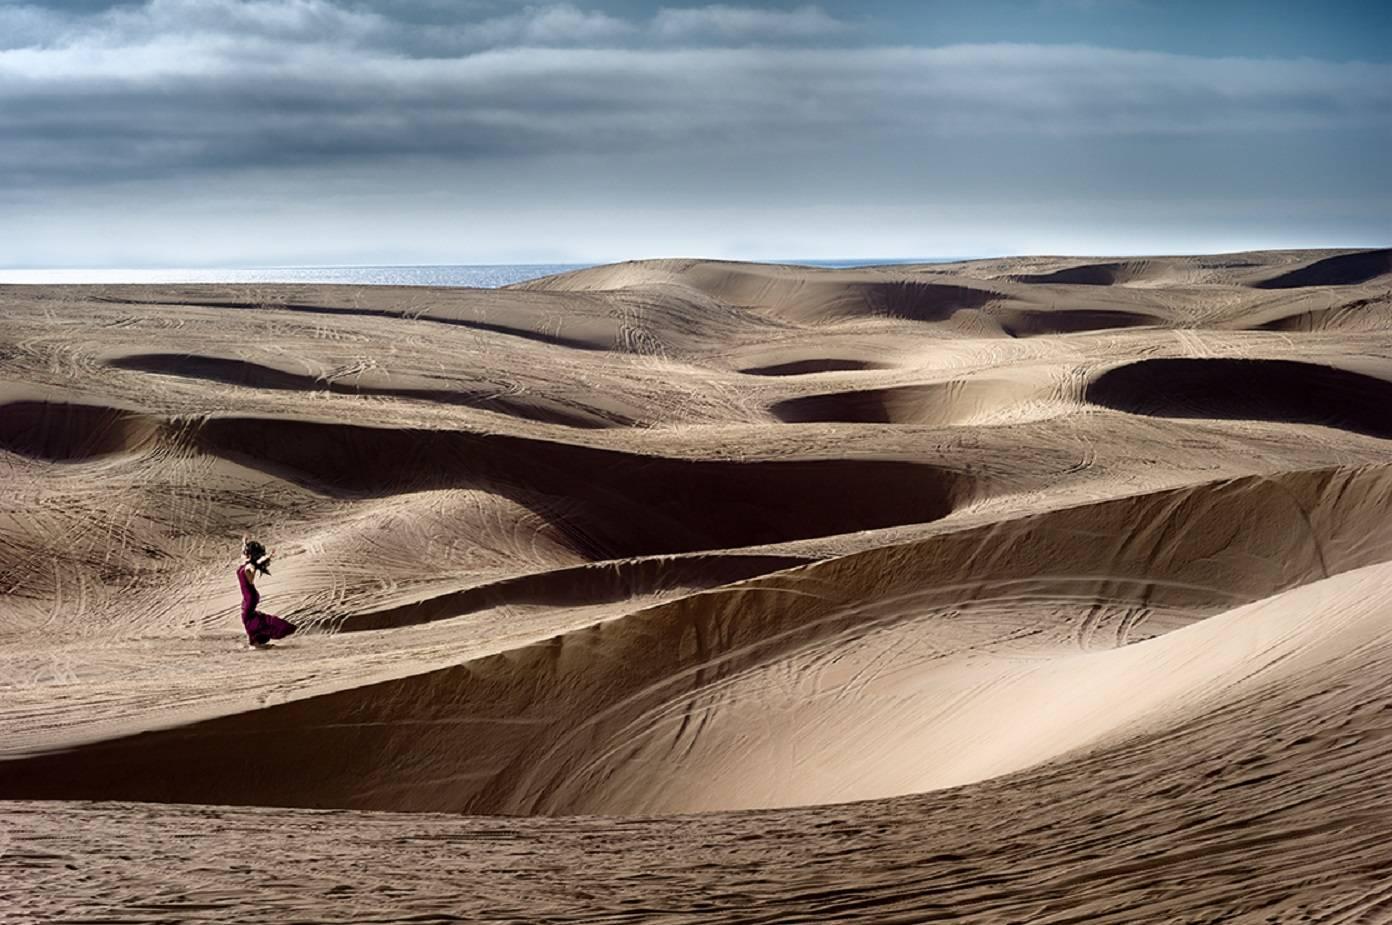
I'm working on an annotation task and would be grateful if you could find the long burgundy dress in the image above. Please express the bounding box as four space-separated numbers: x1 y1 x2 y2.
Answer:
238 564 296 645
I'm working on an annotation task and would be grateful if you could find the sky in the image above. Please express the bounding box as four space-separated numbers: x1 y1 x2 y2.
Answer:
0 0 1389 266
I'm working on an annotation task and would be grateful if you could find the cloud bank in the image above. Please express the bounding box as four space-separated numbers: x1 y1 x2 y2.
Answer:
0 0 1388 264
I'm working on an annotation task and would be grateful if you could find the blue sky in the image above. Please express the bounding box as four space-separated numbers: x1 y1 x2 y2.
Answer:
0 0 1387 266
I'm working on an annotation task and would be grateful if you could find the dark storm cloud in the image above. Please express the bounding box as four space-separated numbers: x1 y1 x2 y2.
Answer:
1 1 1388 188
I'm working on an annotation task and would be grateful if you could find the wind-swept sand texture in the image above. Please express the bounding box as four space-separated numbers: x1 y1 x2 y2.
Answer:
6 248 1392 922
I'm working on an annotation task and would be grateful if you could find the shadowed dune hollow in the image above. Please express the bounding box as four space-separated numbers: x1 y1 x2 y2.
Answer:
740 357 891 376
760 279 998 324
1088 357 1392 438
771 377 1047 425
0 400 161 461
1253 248 1392 289
1010 259 1165 286
991 306 1161 336
107 353 632 428
0 402 972 560
195 416 971 557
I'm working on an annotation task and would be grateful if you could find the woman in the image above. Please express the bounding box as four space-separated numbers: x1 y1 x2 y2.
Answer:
238 536 297 648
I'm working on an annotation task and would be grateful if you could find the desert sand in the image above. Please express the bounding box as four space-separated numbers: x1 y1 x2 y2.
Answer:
3 247 1392 921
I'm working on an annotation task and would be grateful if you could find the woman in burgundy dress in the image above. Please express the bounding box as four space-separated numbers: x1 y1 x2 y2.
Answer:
238 537 297 648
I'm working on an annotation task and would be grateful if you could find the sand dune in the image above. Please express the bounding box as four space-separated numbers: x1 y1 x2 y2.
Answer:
741 356 891 376
6 461 1392 816
334 553 809 633
1253 247 1392 289
522 260 999 322
107 352 635 428
7 248 1392 922
770 373 1053 425
521 259 1175 337
1010 258 1169 286
194 415 972 555
1255 292 1392 333
1087 357 1392 438
992 305 1164 336
0 398 161 460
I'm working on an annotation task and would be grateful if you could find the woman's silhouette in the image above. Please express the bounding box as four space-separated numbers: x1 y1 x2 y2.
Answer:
238 536 297 648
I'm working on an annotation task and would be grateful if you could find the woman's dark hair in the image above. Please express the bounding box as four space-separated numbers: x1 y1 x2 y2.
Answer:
243 539 272 575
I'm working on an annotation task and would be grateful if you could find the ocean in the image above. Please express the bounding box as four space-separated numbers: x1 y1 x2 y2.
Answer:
0 259 953 288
